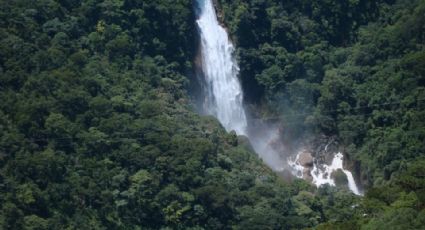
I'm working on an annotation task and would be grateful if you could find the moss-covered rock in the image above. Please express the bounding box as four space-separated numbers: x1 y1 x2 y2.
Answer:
331 169 348 189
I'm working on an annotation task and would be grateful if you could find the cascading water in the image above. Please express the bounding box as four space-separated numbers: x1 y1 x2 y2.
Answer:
311 152 361 195
195 0 247 135
289 151 362 195
195 0 286 170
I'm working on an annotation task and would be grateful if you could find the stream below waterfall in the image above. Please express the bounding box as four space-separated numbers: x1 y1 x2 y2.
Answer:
288 151 362 195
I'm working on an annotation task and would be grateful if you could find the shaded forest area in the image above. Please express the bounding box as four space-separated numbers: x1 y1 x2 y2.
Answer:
218 0 425 228
0 0 424 229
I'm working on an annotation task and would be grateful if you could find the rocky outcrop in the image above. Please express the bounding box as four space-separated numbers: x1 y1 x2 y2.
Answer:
298 151 313 167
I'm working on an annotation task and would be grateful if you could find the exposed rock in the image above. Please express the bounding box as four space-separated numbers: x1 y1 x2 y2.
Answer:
298 151 314 167
303 168 313 182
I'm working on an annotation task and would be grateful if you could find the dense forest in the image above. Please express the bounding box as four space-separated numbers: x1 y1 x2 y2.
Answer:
0 0 424 229
218 0 425 228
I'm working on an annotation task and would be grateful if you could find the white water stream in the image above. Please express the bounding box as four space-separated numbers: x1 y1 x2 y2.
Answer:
289 152 362 195
195 0 286 170
312 153 361 195
195 0 247 135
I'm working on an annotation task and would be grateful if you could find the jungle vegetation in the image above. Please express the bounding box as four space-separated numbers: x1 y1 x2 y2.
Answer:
0 0 424 229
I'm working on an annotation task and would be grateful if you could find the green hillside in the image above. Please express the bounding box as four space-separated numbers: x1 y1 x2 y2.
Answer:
0 0 424 229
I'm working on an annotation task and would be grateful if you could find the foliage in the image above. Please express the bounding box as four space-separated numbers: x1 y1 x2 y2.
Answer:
218 0 425 228
0 0 357 229
1 0 424 229
220 0 425 190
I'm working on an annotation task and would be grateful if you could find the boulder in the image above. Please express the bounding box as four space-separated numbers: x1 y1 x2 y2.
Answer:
303 168 313 182
331 169 348 188
298 151 314 167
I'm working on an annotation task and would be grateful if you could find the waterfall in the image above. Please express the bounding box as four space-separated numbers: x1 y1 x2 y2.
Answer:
194 0 362 194
195 0 286 171
195 0 247 135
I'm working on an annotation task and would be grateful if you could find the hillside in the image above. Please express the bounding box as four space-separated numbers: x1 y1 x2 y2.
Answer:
0 0 424 229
